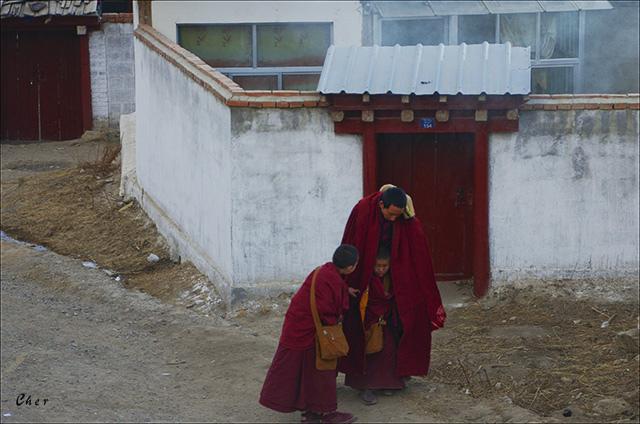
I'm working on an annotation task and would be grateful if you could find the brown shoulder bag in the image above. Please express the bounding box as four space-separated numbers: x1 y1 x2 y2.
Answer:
310 267 349 370
365 316 385 354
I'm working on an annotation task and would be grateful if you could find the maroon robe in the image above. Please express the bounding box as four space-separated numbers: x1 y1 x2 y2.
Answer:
363 274 391 329
346 273 405 390
260 263 349 414
339 192 446 378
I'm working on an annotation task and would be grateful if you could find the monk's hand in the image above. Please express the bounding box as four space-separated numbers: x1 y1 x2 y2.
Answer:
347 287 360 298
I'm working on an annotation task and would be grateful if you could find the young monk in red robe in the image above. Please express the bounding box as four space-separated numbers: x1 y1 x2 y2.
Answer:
349 246 402 405
260 244 360 424
339 185 446 401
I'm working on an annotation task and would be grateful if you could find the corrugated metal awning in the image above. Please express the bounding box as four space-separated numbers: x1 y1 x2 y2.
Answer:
317 43 531 95
371 1 613 17
0 0 99 18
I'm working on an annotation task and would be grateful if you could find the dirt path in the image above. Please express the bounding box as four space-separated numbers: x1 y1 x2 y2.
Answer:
1 140 638 423
1 238 555 423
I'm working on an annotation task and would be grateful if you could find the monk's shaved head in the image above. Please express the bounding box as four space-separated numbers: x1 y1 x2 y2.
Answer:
381 187 407 209
332 244 359 269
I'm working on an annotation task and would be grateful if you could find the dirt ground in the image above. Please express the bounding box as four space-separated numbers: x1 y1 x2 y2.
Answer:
1 138 224 316
1 138 639 423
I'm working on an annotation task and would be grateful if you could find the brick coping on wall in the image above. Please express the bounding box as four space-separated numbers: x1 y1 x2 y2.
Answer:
101 13 133 24
135 24 639 111
521 94 640 110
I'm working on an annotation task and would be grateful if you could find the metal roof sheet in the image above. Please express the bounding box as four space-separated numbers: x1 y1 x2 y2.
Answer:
317 43 531 95
371 0 612 17
428 1 490 16
482 1 543 14
0 0 98 18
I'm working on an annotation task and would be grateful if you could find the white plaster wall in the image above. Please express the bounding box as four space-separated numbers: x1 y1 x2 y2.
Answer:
151 1 362 46
89 22 135 129
119 112 136 198
134 37 234 299
103 22 135 127
89 30 108 127
490 109 640 281
230 108 362 291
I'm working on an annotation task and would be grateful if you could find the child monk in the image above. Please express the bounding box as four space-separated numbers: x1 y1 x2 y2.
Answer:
259 244 360 424
347 246 405 406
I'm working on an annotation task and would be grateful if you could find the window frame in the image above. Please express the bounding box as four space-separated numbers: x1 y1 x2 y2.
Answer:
375 10 585 93
495 11 583 93
176 22 333 90
375 16 449 46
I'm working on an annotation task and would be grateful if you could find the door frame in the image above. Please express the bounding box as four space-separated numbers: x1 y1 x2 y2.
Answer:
1 17 98 140
376 132 475 281
329 94 524 296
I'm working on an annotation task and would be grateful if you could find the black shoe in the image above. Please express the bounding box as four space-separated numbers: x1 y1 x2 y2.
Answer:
359 389 377 405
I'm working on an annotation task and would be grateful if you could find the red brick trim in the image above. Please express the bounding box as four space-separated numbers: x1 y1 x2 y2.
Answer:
101 13 133 23
226 100 249 107
520 102 640 110
520 94 640 112
530 94 638 100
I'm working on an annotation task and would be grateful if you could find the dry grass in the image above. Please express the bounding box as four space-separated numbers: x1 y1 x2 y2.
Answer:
0 164 222 307
429 290 639 421
79 144 121 177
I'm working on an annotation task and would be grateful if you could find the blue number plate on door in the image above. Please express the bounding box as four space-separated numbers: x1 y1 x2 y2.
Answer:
420 118 435 129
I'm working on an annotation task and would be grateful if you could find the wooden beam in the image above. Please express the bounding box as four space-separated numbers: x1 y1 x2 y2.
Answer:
0 16 100 30
362 124 377 196
328 94 525 112
435 110 449 122
138 0 152 26
331 111 345 122
473 124 490 297
334 117 518 134
400 110 414 122
79 33 93 132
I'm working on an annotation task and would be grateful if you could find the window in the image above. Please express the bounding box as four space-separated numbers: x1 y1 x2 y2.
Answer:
500 13 537 59
532 67 574 94
232 75 278 91
541 12 579 59
178 25 253 67
458 15 495 44
257 24 330 67
456 11 581 93
177 23 332 90
381 18 446 46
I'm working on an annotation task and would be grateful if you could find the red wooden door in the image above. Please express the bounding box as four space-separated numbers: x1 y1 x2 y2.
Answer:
377 133 475 280
1 30 82 141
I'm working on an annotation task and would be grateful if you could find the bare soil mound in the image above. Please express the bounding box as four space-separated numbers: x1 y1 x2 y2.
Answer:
1 147 223 312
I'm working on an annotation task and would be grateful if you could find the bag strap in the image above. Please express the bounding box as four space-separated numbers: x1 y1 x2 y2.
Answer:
309 267 323 334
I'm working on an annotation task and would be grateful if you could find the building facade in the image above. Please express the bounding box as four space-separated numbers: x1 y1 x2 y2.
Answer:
126 1 639 304
0 0 135 140
156 1 639 95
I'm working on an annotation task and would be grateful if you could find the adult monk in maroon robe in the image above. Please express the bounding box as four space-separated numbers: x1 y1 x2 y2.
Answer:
260 244 359 424
338 185 446 405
